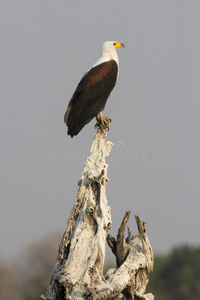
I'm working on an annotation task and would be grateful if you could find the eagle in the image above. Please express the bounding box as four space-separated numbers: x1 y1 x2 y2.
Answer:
64 41 125 137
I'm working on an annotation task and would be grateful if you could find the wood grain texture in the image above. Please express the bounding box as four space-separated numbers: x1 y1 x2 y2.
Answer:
41 126 154 300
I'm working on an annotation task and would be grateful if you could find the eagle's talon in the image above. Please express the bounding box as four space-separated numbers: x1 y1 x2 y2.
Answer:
94 121 100 129
95 116 111 131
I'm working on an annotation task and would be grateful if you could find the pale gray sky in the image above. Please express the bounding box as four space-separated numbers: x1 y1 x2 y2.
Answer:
1 0 200 259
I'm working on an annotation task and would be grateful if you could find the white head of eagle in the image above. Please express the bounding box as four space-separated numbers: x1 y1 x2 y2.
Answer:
64 41 125 138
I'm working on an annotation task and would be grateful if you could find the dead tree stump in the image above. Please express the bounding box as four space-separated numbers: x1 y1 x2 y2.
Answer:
41 126 154 300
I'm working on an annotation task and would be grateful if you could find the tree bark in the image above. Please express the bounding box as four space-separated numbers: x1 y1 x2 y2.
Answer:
41 126 154 300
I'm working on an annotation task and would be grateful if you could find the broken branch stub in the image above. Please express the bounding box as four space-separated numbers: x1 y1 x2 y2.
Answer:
107 213 154 300
41 126 154 300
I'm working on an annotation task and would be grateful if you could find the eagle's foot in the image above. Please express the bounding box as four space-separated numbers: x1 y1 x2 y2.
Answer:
95 117 111 131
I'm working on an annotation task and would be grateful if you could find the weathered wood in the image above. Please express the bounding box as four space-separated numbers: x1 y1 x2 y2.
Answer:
107 213 154 300
41 125 154 300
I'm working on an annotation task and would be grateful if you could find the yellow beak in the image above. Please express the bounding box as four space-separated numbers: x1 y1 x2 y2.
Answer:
114 42 125 48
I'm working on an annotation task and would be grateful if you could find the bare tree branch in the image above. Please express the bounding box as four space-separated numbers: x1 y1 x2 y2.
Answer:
41 126 154 300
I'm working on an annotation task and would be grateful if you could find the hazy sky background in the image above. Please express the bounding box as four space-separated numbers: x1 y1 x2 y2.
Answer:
1 0 200 259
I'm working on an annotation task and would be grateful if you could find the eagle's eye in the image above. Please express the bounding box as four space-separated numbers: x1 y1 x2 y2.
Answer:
113 43 116 46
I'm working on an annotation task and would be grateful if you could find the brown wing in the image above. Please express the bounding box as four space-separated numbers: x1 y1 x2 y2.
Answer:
64 60 118 137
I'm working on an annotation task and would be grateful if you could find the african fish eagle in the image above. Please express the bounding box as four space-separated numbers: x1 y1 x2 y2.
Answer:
64 41 125 137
